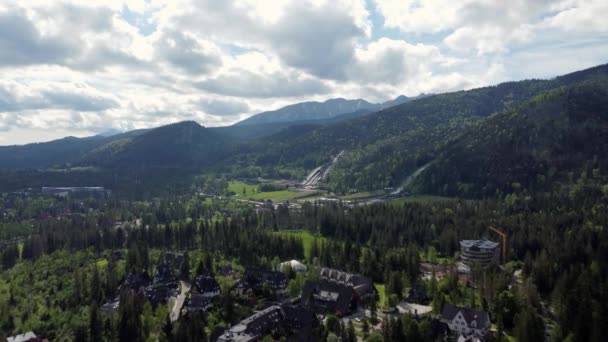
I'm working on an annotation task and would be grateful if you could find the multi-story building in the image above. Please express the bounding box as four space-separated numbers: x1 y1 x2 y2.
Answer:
459 239 499 269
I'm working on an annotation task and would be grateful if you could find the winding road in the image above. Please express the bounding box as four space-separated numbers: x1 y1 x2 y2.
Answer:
170 280 191 322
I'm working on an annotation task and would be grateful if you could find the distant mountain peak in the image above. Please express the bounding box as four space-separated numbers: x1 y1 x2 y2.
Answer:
235 97 380 126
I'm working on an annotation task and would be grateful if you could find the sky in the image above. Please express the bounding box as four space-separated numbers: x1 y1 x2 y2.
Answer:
1 0 607 145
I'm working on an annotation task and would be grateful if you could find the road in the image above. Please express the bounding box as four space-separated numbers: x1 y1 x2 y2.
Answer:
170 280 191 322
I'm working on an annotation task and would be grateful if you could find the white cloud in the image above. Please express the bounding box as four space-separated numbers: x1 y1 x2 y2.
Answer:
541 0 608 32
0 0 606 144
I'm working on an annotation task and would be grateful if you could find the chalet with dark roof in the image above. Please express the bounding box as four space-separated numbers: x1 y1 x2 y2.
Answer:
407 283 429 304
120 272 152 292
193 275 220 297
185 293 214 312
300 280 356 316
157 251 185 278
237 267 288 295
218 304 318 342
440 304 490 338
282 305 319 341
319 267 375 300
144 283 177 308
218 305 283 342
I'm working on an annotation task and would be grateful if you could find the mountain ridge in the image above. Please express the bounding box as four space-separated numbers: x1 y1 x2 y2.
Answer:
1 63 607 197
234 95 421 126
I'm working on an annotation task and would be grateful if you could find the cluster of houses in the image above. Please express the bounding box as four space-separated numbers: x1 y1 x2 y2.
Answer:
102 252 185 313
96 241 498 341
11 186 111 198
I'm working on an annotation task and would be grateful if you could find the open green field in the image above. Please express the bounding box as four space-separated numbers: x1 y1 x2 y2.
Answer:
229 180 322 202
247 189 322 202
271 230 328 259
227 181 258 196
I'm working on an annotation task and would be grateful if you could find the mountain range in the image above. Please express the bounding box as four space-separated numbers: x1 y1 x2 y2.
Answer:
0 64 607 198
234 95 422 126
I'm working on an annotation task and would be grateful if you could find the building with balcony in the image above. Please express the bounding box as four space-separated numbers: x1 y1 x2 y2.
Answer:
459 239 499 269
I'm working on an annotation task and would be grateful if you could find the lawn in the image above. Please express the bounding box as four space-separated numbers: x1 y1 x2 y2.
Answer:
228 181 321 202
271 230 328 259
375 283 387 309
227 181 258 196
96 258 108 268
247 190 321 202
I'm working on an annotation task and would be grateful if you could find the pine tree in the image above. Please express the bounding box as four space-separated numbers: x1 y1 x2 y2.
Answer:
181 251 190 281
347 320 356 342
89 301 103 342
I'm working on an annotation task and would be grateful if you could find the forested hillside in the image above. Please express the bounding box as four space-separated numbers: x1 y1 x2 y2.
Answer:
81 121 228 168
227 64 608 191
412 80 608 197
1 64 607 197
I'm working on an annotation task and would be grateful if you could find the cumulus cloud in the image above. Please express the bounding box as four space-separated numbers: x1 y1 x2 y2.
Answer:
0 6 77 66
0 0 606 144
0 81 118 113
540 0 608 32
196 98 250 116
155 29 221 74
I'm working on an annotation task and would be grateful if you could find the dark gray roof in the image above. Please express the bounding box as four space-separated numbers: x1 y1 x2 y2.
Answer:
244 267 287 290
121 272 151 292
459 239 499 249
301 280 354 315
319 267 373 297
186 293 213 311
194 275 220 294
441 304 490 328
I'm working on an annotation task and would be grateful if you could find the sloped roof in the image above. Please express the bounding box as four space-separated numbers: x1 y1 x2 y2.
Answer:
186 293 213 311
319 267 373 297
194 275 220 294
441 304 490 328
245 267 287 289
301 280 353 315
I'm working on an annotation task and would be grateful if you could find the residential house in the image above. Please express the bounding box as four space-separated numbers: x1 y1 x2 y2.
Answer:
406 283 429 304
120 272 152 292
218 305 284 342
157 251 185 278
144 283 176 308
440 304 491 338
300 280 355 316
237 268 288 295
218 305 318 342
319 267 376 300
185 293 214 312
193 275 221 297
